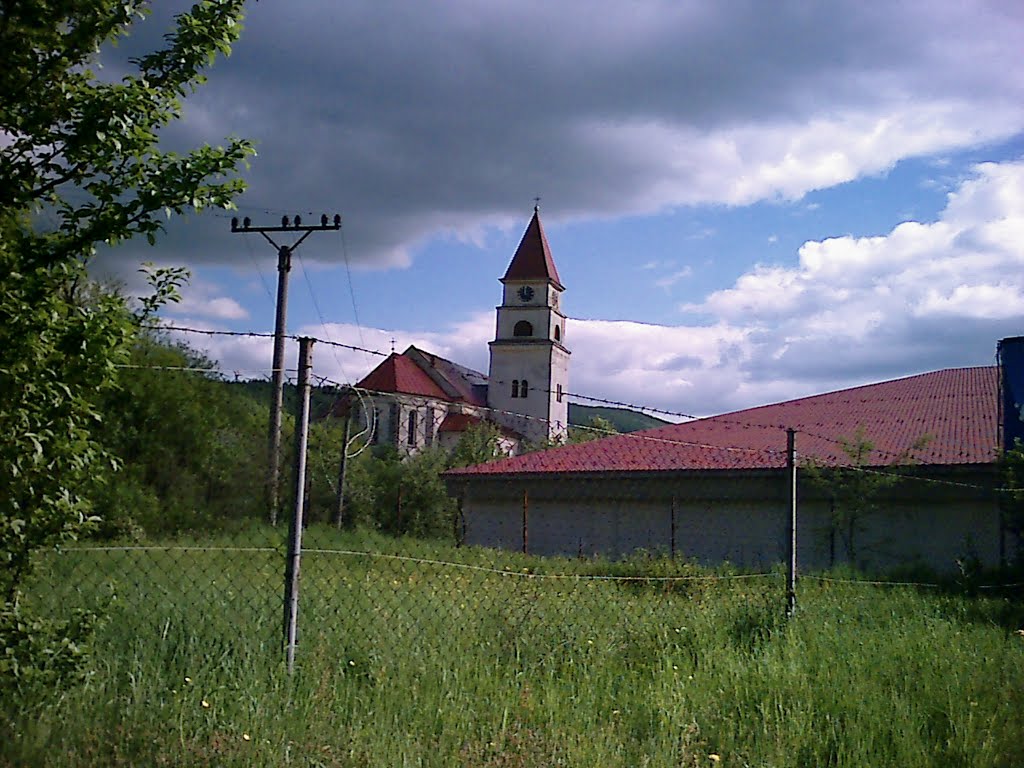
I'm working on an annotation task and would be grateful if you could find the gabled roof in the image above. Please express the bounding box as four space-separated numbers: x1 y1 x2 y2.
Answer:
355 346 489 406
448 367 999 477
356 353 452 401
501 207 564 290
408 347 489 407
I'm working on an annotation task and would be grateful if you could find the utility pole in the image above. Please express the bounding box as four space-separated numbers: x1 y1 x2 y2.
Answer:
283 336 314 673
231 214 341 526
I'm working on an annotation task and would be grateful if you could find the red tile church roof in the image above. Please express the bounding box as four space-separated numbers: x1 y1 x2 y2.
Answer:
356 353 451 401
501 207 564 290
448 367 998 476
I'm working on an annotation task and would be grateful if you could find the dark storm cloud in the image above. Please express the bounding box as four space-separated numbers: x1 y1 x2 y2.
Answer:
96 0 1023 274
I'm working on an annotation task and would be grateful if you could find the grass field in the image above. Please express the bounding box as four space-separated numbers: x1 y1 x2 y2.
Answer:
3 525 1024 767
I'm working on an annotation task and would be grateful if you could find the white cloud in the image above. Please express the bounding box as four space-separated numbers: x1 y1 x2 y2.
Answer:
915 284 1024 320
677 158 1024 397
187 159 1024 417
578 104 1023 211
654 266 693 290
170 281 251 321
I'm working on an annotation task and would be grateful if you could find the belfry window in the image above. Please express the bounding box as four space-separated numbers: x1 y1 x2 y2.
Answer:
514 320 533 337
511 380 519 398
553 324 561 342
520 379 529 398
556 384 563 402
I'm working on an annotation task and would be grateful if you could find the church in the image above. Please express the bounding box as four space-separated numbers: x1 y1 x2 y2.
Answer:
348 207 570 455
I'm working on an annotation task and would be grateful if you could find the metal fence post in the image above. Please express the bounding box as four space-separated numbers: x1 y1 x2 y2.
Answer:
670 495 677 559
284 337 314 673
522 487 529 555
786 428 798 617
334 412 351 530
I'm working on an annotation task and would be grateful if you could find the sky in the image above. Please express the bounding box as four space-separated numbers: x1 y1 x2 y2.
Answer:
93 0 1024 420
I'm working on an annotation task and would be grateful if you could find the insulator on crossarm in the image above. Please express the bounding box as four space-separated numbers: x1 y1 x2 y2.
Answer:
231 216 238 230
333 214 341 227
282 215 290 227
320 214 328 226
294 214 302 226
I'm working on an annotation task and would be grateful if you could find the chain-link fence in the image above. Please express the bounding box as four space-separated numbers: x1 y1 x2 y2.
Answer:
7 328 1024 767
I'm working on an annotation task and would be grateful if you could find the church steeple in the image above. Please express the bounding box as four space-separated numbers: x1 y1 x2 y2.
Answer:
501 206 564 290
487 207 570 446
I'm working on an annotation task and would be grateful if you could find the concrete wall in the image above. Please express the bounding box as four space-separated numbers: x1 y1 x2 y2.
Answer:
455 468 1004 573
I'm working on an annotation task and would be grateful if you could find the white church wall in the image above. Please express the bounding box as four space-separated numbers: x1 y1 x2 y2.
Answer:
488 345 560 444
353 393 451 455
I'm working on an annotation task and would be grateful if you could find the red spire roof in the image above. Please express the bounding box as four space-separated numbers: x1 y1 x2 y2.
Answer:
448 367 998 477
501 207 564 290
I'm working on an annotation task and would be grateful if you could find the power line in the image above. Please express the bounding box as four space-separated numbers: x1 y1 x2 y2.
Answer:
149 323 387 358
142 324 1001 478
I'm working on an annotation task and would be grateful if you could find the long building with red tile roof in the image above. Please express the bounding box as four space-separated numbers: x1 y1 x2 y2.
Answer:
447 366 998 476
445 365 1011 574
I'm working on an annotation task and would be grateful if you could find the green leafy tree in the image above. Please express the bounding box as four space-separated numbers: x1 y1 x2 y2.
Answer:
804 426 929 566
1000 439 1024 561
94 332 270 536
567 415 618 444
450 421 504 468
394 447 456 538
1 1 252 696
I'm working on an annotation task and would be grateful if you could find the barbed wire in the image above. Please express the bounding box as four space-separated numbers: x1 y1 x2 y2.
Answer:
312 373 789 459
148 323 997 467
124 324 1008 493
147 323 387 358
113 363 1006 494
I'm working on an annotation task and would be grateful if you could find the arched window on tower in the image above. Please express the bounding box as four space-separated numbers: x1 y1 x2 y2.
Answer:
554 324 561 342
521 379 529 398
511 380 519 398
514 320 533 337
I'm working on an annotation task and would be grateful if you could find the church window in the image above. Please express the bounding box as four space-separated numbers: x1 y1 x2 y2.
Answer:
388 402 400 444
521 379 529 398
514 320 533 337
369 406 380 444
511 380 519 398
554 324 561 342
557 384 563 402
407 410 418 446
425 407 435 445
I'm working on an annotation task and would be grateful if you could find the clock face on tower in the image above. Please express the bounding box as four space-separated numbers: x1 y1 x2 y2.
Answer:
517 285 535 303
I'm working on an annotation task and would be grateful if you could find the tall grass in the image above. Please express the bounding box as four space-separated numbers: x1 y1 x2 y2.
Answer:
3 525 1023 767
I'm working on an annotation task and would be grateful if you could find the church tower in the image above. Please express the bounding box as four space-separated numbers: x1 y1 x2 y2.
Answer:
488 207 570 445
